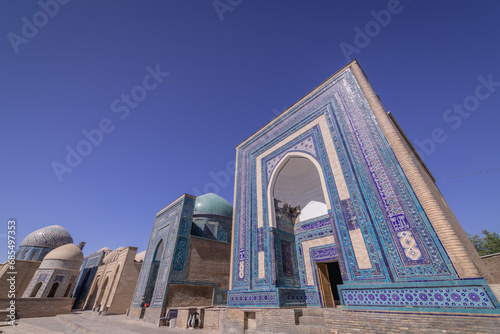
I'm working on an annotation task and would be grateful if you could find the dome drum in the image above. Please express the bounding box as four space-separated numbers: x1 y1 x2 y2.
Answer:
40 259 83 271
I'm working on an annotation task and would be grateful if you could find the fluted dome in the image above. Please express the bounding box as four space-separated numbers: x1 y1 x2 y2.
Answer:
194 193 233 218
44 244 84 262
20 225 73 248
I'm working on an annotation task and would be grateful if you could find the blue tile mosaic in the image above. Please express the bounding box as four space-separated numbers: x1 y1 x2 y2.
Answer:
228 64 500 314
340 282 498 311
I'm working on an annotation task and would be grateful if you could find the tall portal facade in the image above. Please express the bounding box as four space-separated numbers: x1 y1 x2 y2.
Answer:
129 193 233 323
228 60 500 314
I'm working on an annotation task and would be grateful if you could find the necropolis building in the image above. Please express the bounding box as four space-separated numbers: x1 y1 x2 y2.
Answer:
227 60 500 315
128 193 232 323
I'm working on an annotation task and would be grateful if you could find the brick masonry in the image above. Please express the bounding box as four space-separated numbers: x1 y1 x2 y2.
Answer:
323 308 500 334
0 297 74 318
0 260 40 298
166 284 213 307
482 253 500 283
186 237 231 289
203 307 226 332
221 307 500 333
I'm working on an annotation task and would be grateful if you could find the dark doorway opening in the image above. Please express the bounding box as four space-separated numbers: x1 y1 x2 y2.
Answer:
326 261 343 303
317 261 343 307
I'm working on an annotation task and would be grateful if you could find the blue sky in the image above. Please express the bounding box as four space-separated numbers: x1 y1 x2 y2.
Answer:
1 1 499 261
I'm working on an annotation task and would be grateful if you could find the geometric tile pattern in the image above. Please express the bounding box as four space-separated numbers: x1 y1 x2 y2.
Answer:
229 65 499 313
20 225 73 248
397 231 422 261
341 285 497 310
266 135 317 181
227 289 321 308
228 290 278 307
280 289 320 307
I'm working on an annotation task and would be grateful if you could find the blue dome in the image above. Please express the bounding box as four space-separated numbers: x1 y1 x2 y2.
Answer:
20 225 73 248
194 193 233 218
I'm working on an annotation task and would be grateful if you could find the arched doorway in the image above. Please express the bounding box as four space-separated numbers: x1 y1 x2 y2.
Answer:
30 281 43 297
95 277 109 311
102 265 120 310
64 283 73 297
269 155 341 306
85 277 99 310
73 269 92 308
142 240 164 305
47 282 60 298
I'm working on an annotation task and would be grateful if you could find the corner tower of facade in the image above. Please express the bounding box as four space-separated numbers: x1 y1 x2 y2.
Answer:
228 60 500 314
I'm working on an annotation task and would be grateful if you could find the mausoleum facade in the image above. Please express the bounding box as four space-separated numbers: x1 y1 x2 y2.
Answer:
128 193 232 323
227 60 500 315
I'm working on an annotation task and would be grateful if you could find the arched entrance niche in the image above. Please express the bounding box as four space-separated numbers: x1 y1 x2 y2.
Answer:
30 281 43 297
103 265 120 310
95 276 109 311
265 152 343 306
74 269 92 303
142 240 164 305
266 152 333 230
266 153 334 288
269 154 330 226
85 276 99 310
64 283 73 297
47 281 60 298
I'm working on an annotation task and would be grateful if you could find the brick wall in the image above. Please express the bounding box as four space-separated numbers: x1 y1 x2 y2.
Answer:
166 284 213 307
107 248 141 315
222 307 500 333
203 307 225 332
186 237 231 289
0 297 74 318
323 308 500 334
127 305 163 325
0 260 40 298
482 253 500 283
223 308 297 334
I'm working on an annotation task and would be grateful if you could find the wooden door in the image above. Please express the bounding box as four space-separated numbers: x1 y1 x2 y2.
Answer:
317 263 335 308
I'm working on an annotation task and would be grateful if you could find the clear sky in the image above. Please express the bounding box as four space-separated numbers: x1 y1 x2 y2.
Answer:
1 1 499 262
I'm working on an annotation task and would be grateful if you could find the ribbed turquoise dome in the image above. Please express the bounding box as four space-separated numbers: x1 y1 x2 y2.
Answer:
194 193 233 218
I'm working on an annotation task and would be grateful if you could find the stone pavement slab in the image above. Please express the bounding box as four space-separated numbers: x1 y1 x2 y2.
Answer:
0 311 210 334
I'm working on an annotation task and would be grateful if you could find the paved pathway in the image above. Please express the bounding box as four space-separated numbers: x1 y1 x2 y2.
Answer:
0 311 208 334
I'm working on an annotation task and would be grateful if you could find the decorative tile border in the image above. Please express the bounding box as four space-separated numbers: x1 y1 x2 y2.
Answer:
279 289 320 307
228 290 279 307
227 289 321 307
340 281 499 312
